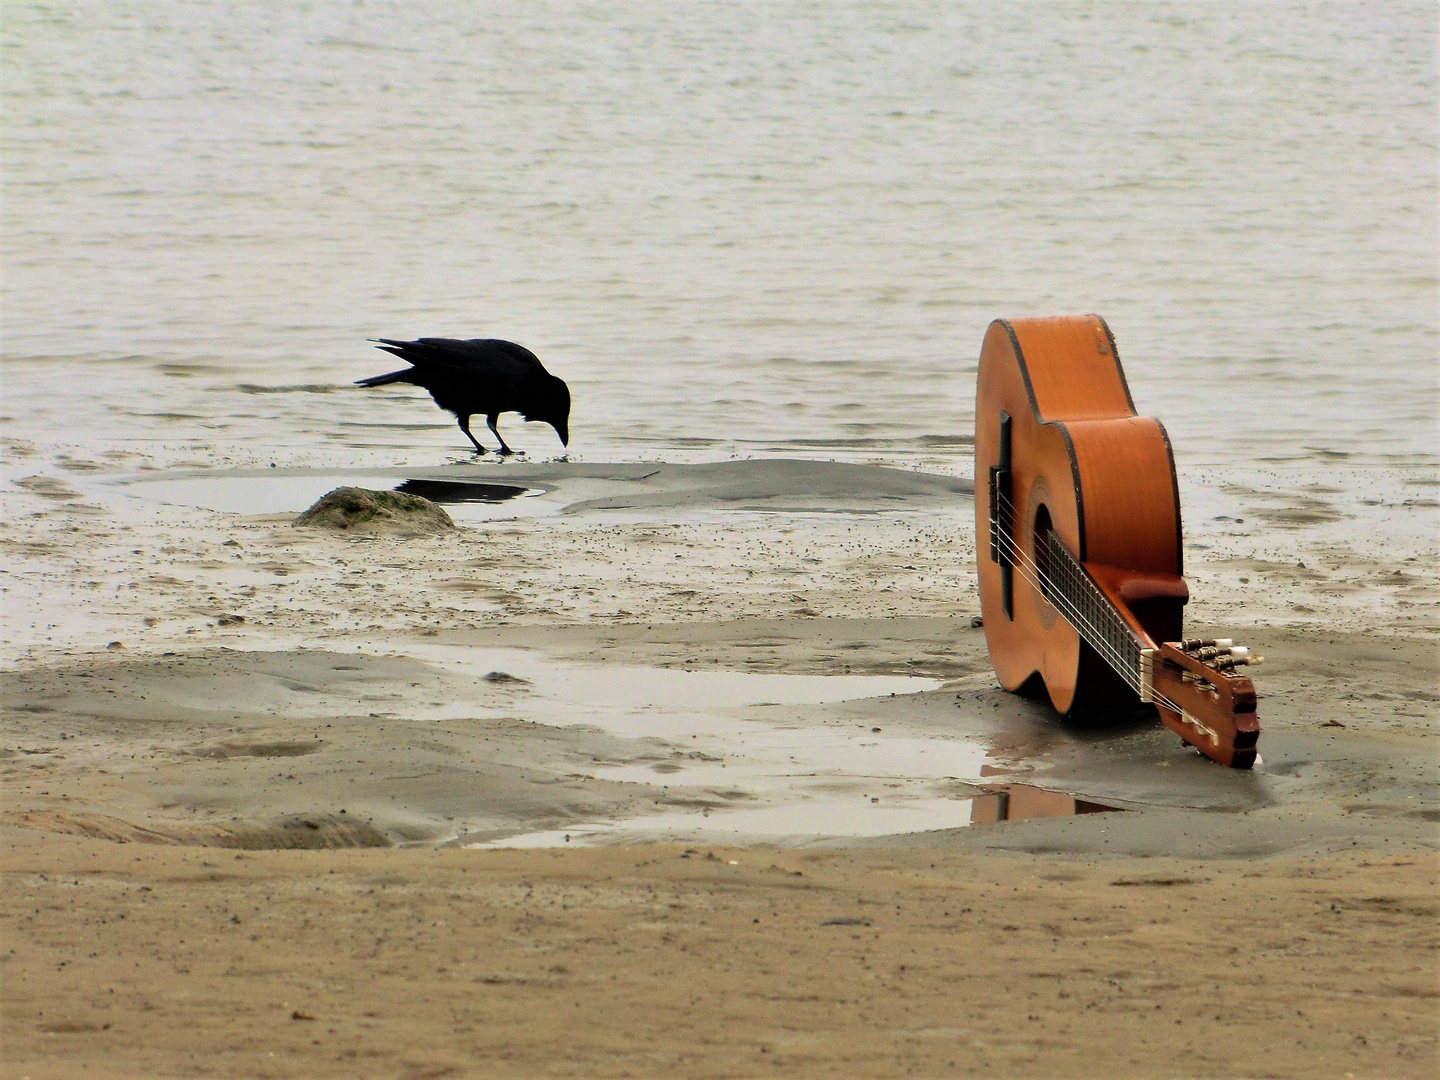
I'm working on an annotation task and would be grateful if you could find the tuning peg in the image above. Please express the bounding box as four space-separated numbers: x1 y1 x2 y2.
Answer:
1212 653 1263 671
1180 637 1234 652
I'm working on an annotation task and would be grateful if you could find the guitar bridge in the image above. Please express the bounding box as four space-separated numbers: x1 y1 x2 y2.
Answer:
988 411 1013 618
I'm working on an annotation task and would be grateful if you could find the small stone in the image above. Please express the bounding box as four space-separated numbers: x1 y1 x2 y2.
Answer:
970 615 984 628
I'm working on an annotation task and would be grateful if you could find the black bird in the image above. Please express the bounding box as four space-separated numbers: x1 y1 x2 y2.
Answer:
356 337 570 456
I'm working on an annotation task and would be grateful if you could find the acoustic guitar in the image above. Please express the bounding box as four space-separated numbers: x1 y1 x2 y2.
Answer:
974 315 1261 768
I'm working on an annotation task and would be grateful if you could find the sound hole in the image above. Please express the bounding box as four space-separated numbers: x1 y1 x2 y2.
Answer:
1033 503 1053 586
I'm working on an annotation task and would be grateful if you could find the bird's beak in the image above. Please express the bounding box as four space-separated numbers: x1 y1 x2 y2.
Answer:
555 423 569 447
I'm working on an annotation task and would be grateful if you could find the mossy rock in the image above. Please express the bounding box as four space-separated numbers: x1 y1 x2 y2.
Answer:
294 486 454 533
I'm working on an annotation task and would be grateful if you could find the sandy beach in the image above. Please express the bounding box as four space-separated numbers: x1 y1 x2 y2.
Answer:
5 5 1437 1076
2 458 1436 1078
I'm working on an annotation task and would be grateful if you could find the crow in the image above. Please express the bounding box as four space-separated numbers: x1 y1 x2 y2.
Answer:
356 337 570 456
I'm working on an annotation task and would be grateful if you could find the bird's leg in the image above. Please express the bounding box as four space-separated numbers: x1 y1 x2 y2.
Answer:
456 415 487 455
486 414 515 456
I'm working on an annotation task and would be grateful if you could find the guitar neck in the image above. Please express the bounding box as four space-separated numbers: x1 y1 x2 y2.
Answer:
1042 532 1144 691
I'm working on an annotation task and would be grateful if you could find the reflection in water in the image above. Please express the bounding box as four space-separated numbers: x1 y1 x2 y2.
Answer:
969 784 1123 824
393 478 527 503
471 785 1126 848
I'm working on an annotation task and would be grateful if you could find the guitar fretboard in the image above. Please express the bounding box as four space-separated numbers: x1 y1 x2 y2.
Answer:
1043 532 1142 692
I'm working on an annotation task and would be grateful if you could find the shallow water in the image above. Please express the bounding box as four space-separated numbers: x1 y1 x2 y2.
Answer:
3 3 1435 479
115 469 548 524
472 783 1124 847
403 643 999 843
475 798 984 847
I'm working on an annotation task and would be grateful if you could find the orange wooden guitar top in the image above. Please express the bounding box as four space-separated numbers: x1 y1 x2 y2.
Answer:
974 315 1259 768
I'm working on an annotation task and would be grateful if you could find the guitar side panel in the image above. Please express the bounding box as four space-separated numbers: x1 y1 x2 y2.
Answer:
1066 417 1183 578
976 320 1088 710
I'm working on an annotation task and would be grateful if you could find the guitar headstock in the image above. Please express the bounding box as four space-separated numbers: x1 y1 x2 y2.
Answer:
1142 639 1262 768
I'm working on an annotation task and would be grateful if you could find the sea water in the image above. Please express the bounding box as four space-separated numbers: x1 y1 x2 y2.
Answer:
3 2 1435 481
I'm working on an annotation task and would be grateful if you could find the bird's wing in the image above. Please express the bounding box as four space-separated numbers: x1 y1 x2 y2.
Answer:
480 339 546 374
374 338 544 384
435 339 545 384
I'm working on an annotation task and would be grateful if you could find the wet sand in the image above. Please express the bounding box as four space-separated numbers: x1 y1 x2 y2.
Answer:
2 458 1437 1077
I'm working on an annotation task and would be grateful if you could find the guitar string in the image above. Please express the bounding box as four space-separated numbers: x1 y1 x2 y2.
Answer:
986 515 1192 715
986 521 1143 695
987 519 1193 719
987 521 1140 689
990 486 1139 669
985 525 1191 717
984 491 1192 716
986 490 1143 687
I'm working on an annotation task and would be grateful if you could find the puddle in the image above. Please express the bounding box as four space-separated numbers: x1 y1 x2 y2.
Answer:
112 470 540 523
95 459 977 526
364 643 1127 847
472 784 1124 848
406 644 942 730
386 643 989 843
477 794 983 846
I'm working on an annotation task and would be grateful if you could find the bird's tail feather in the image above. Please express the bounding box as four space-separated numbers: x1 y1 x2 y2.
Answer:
355 368 414 387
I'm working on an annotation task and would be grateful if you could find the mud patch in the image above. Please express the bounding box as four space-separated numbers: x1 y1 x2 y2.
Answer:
14 475 84 501
1221 484 1348 528
191 740 324 759
8 809 391 849
1250 501 1347 527
294 486 454 534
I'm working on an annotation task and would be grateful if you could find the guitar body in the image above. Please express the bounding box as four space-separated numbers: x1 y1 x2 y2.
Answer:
974 316 1258 767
